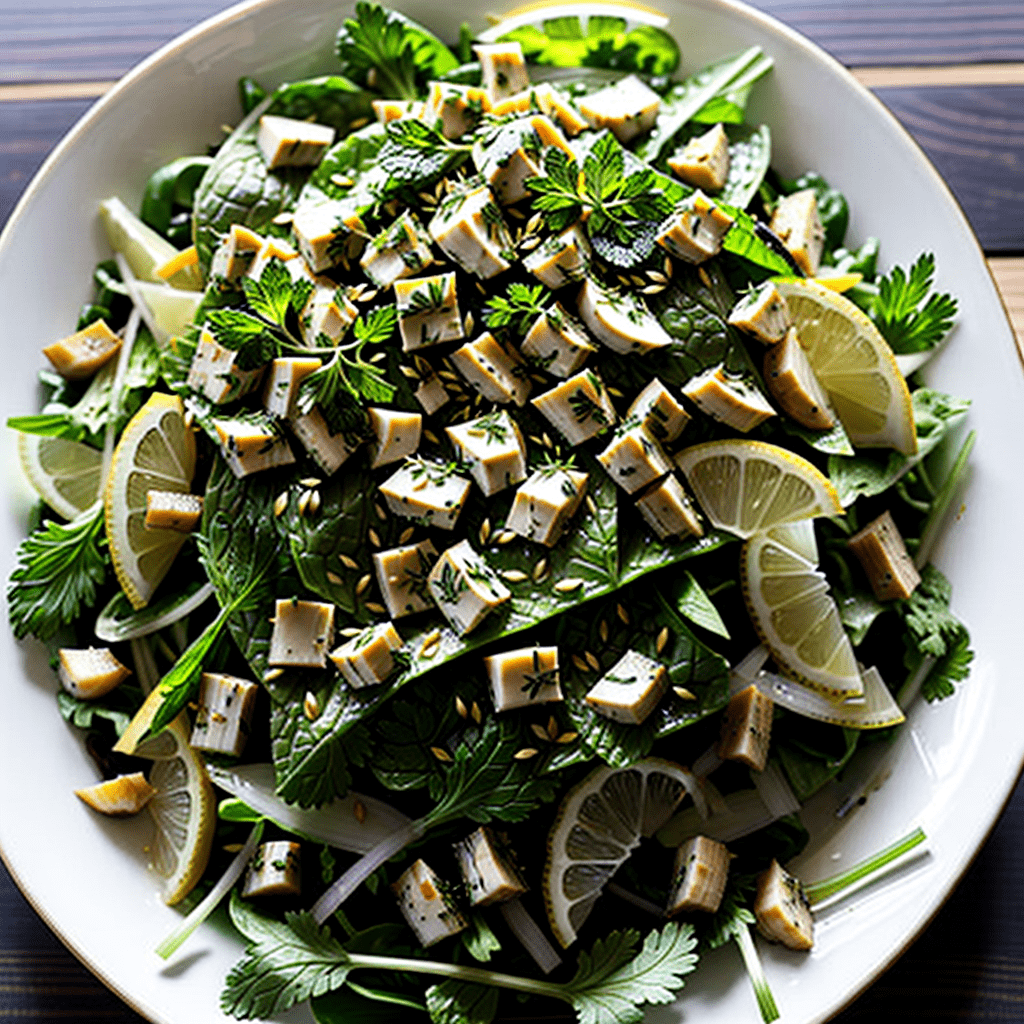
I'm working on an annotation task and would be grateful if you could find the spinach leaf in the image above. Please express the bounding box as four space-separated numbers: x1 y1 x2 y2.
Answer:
775 724 859 802
141 155 213 235
674 570 730 637
300 123 387 207
775 414 855 458
266 76 375 131
57 685 144 737
718 124 771 210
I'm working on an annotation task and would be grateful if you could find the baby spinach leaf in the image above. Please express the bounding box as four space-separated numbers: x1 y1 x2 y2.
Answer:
141 155 214 235
300 123 387 206
775 414 854 458
267 76 374 131
718 124 771 210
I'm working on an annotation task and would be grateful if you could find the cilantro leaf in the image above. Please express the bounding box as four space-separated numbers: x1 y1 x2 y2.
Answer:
702 873 757 950
461 913 502 964
871 253 958 353
483 283 551 337
897 563 967 660
915 630 973 702
354 304 399 347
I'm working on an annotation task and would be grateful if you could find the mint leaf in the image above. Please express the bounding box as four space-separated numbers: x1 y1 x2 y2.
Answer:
379 119 471 185
426 980 498 1024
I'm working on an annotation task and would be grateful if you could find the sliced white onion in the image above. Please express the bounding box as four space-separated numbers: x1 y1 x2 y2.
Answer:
752 667 904 730
691 743 722 780
95 581 215 643
499 897 563 974
751 761 800 820
729 645 770 695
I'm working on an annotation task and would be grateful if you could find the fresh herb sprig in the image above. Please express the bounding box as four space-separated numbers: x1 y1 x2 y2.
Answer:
378 119 471 190
870 253 958 354
483 283 550 337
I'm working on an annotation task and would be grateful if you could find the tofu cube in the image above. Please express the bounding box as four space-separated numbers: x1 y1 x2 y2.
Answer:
450 333 531 407
289 407 360 476
598 421 672 494
209 224 265 284
190 672 259 757
58 647 131 700
378 458 472 530
770 189 825 277
368 407 422 468
532 369 616 445
43 319 121 380
414 373 450 415
491 82 589 136
213 413 295 478
373 99 425 123
268 599 335 669
263 357 322 418
246 237 301 283
521 303 596 378
754 860 814 951
763 326 835 430
427 539 510 636
506 466 588 546
523 224 591 290
144 490 203 533
187 328 265 404
394 272 464 352
634 474 703 540
372 539 438 619
424 82 491 140
329 621 404 688
454 826 529 906
668 123 731 192
302 280 358 346
485 646 563 712
392 859 467 948
718 684 774 771
257 114 335 168
472 114 573 206
727 280 791 345
360 211 435 289
292 201 364 274
847 510 922 601
428 179 513 280
656 190 734 264
667 836 730 916
585 649 668 725
681 364 776 433
475 41 531 103
578 277 672 354
577 76 661 145
446 411 528 496
242 841 302 898
627 378 690 444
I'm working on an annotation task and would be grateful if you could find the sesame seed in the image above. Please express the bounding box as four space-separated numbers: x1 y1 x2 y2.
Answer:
398 526 415 544
223 843 245 853
514 748 539 760
532 559 549 582
479 519 491 546
607 387 624 398
664 256 674 278
526 213 543 234
556 731 578 744
531 723 549 741
368 528 381 547
297 490 312 516
542 432 553 449
339 627 362 638
355 574 372 596
501 569 528 583
299 477 322 488
641 283 666 295
599 620 609 642
423 429 440 445
647 269 668 283
359 288 379 303
496 529 517 545
464 312 475 335
438 370 460 382
698 266 712 289
400 365 419 379
547 716 558 740
673 686 697 700
365 601 386 614
274 492 289 517
471 701 482 724
554 578 583 593
572 654 589 672
339 554 360 570
303 691 320 720
585 651 600 671
455 695 469 718
617 603 630 625
375 503 387 521
656 626 670 655
327 571 343 585
431 746 453 762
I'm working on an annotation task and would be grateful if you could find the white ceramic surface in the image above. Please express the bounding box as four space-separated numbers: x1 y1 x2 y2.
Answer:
0 1 1019 1023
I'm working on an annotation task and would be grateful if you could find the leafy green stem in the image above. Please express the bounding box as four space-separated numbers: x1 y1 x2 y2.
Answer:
733 925 779 1023
914 429 975 570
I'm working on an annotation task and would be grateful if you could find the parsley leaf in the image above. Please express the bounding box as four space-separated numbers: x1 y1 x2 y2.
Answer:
897 563 967 660
426 980 499 1024
525 147 584 232
378 119 471 190
204 308 279 371
871 253 958 354
483 283 551 337
242 259 312 331
913 630 973 702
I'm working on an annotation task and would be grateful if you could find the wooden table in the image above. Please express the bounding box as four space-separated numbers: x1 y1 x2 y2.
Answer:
2 1 1023 1021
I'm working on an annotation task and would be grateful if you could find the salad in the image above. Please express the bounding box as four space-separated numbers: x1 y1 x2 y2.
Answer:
6 3 975 1022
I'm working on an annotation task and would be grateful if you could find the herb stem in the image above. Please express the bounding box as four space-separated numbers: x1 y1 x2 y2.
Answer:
733 925 780 1023
914 430 975 570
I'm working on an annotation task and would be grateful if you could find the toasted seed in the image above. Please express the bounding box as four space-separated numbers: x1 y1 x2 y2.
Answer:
585 651 600 671
531 723 549 741
607 387 624 398
507 206 526 220
554 578 583 593
304 691 320 720
471 701 482 724
299 477 322 488
656 626 670 655
532 558 549 581
339 626 362 638
496 529 517 545
476 281 487 295
274 492 288 517
529 435 544 446
399 526 415 544
438 370 460 382
355 574 372 596
423 428 440 445
365 602 387 614
664 255 674 278
642 283 667 295
572 654 589 672
331 173 355 188
599 619 609 642
514 748 539 760
617 603 630 625
617 275 632 288
547 716 558 740
368 528 381 547
519 235 542 251
353 799 367 823
414 355 432 375
526 213 543 235
360 289 379 304
456 695 469 719
308 490 321 515
418 191 435 204
501 569 528 583
431 746 453 762
297 490 312 516
697 266 713 289
400 364 420 379
264 667 284 682
339 554 360 570
375 503 387 521
348 283 367 301
464 312 475 335
326 571 343 585
673 686 697 700
271 212 294 226
436 179 448 199
542 432 553 449
556 731 579 744
586 496 598 517
479 519 492 546
647 269 668 284
223 842 245 853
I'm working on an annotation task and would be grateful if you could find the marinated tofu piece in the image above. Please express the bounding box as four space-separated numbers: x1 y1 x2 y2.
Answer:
414 373 450 415
656 190 734 264
667 836 730 915
257 114 335 168
213 412 295 477
475 41 531 103
292 200 364 273
43 319 121 380
58 647 131 700
394 272 464 352
585 649 668 725
532 369 616 445
372 99 425 123
263 357 322 418
578 278 672 354
427 539 510 636
290 407 360 476
190 672 259 757
368 407 422 468
392 858 467 947
598 419 672 494
187 328 265 404
847 510 922 601
302 281 359 346
424 82 492 140
521 303 596 378
506 465 588 546
763 327 835 430
450 333 531 407
668 123 731 192
209 224 265 283
454 826 529 906
681 364 776 433
428 178 514 280
268 599 335 669
246 237 302 282
492 82 589 136
754 860 814 951
75 773 156 817
727 281 791 345
717 684 774 772
485 645 563 712
242 841 302 898
577 76 661 144
523 224 592 290
446 411 528 496
634 474 703 540
627 378 690 445
360 211 434 289
329 621 404 688
473 114 573 206
378 458 472 530
372 539 438 619
144 490 203 532
770 189 825 276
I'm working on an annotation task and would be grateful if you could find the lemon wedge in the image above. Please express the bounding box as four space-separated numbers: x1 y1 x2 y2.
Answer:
155 246 204 292
132 282 203 342
17 432 102 520
774 278 916 455
675 438 842 540
104 393 196 609
98 197 181 285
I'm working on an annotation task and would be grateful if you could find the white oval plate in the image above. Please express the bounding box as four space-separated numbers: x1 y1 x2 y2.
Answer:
0 1 1019 1023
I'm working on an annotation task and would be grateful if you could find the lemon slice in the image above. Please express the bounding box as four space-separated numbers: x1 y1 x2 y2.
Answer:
543 758 701 948
675 438 842 540
99 197 181 284
774 278 916 455
17 431 102 520
104 393 196 609
132 282 203 342
144 714 216 905
741 521 862 698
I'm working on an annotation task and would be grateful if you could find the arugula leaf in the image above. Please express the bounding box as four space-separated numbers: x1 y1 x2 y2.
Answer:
483 283 551 337
426 981 498 1024
870 253 958 354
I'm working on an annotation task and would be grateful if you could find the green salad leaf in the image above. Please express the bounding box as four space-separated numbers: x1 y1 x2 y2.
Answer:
870 253 958 354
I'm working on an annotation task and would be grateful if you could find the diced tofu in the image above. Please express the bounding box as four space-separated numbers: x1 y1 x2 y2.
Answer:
521 303 596 378
187 328 265 404
491 82 589 136
506 466 588 546
475 41 531 103
360 211 435 289
257 114 335 168
329 621 404 688
246 237 301 282
523 224 591 290
292 201 364 274
667 836 730 915
213 413 295 477
754 860 814 951
668 124 731 192
43 319 121 380
428 179 513 280
74 773 156 817
427 539 510 636
378 458 472 530
268 598 335 668
577 278 672 355
763 326 835 430
681 364 776 433
454 826 529 906
847 510 921 601
289 407 360 476
242 841 302 898
392 859 467 948
368 407 422 468
627 378 690 444
209 224 265 283
263 357 322 418
585 649 668 725
394 272 464 352
577 76 661 145
656 190 734 264
718 684 774 771
424 82 491 140
302 280 358 346
598 420 672 494
532 369 616 445
372 539 438 619
446 411 528 496
450 333 531 407
634 475 703 540
190 672 259 757
373 99 425 123
58 647 131 700
144 490 203 532
472 114 573 206
485 645 563 712
414 373 450 415
770 189 825 276
727 281 791 345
